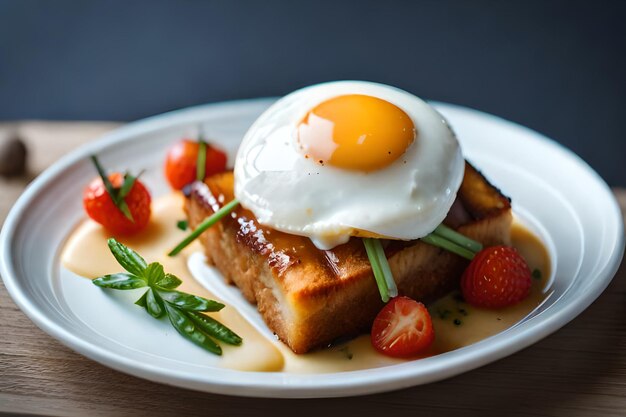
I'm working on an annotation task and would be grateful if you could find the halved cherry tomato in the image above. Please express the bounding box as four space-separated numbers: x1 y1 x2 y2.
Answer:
164 139 228 190
83 173 151 236
371 296 434 357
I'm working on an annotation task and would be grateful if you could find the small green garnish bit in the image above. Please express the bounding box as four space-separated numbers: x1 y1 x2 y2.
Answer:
361 223 481 302
196 140 207 182
169 199 240 256
176 220 188 231
420 233 476 260
432 224 483 254
90 155 138 222
532 269 542 280
93 238 242 355
339 346 354 360
363 238 398 302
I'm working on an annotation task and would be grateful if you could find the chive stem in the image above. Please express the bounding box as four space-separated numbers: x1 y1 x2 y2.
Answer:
363 238 396 302
375 241 398 298
432 224 482 253
168 199 240 256
421 233 476 260
90 155 134 221
196 140 207 182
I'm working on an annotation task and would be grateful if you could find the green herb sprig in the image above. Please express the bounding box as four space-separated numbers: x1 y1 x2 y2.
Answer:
94 238 242 355
363 224 483 302
168 199 240 256
363 238 398 303
90 155 139 222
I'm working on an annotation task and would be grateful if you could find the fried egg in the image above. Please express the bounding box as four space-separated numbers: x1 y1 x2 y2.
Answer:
234 81 464 250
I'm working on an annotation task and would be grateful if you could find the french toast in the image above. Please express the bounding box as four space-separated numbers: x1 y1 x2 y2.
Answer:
185 162 512 353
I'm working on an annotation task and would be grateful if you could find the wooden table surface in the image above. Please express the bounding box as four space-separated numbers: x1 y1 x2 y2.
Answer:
1 122 625 417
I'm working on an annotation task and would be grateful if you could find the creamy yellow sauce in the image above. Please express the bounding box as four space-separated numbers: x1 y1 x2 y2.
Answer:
429 223 551 352
61 193 550 373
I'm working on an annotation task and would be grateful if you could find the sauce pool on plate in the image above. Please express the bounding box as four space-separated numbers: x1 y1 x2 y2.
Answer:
61 193 551 373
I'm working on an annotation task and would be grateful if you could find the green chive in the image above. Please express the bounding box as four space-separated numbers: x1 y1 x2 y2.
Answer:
432 224 482 253
372 239 398 298
196 140 207 182
168 199 240 256
421 233 475 260
90 155 135 222
363 238 393 302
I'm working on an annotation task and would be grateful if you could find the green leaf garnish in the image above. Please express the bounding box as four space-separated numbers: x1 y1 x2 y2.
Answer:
176 220 188 231
168 198 240 256
196 140 207 182
107 238 147 276
164 303 222 355
135 291 148 307
91 155 117 202
93 273 147 289
155 273 183 290
145 288 165 318
119 173 138 200
90 155 137 222
93 238 241 356
144 262 165 286
158 290 224 312
187 311 242 346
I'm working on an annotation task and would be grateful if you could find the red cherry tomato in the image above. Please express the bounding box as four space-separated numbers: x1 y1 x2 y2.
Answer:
461 246 532 309
371 296 435 357
164 139 228 190
83 173 151 236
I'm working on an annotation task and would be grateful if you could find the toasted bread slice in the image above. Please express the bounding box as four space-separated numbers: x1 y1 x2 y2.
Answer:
185 162 511 353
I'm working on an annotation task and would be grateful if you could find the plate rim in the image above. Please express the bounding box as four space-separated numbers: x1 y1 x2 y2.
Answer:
1 98 624 398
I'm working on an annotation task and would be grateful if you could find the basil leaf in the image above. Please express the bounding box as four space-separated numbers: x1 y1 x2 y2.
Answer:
93 273 147 289
155 273 182 290
145 288 165 318
164 304 222 355
107 238 147 277
187 311 242 346
144 262 165 286
135 291 148 307
158 290 224 312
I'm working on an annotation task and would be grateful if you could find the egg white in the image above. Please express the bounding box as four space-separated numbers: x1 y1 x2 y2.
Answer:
234 81 464 250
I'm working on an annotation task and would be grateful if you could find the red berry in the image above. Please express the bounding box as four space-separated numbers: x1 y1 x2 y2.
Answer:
164 139 228 190
83 173 151 236
371 296 435 357
461 246 532 309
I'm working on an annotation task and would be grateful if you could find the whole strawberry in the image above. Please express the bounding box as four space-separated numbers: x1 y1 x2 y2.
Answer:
461 246 532 309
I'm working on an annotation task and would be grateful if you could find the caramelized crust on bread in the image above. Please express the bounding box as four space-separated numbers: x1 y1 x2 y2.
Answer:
185 162 512 353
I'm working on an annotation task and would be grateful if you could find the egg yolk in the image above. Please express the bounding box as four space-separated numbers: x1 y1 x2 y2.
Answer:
297 94 416 171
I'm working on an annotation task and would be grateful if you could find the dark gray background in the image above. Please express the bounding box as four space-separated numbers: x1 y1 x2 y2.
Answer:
1 0 624 185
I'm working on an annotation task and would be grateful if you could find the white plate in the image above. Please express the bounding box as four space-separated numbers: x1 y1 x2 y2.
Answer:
1 99 623 398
